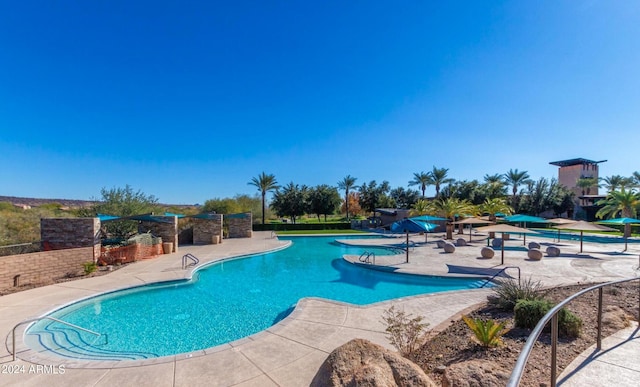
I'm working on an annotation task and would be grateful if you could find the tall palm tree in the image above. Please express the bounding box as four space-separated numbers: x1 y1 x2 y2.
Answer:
337 175 358 221
409 171 432 198
596 189 640 238
601 175 633 193
503 169 530 203
483 174 503 184
431 166 454 198
248 172 279 225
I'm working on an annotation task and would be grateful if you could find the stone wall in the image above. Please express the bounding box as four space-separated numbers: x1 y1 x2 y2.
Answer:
227 212 253 238
0 247 95 289
138 216 179 253
193 214 223 244
41 218 101 260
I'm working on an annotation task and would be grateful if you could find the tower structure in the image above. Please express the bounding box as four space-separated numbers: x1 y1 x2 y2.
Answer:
549 158 607 220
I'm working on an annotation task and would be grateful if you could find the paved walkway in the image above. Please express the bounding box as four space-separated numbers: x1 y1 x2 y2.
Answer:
0 230 638 386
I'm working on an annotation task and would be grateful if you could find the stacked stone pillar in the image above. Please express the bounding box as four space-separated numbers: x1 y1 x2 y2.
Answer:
193 214 224 244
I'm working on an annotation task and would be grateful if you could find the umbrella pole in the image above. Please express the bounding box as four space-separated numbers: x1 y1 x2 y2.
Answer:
501 232 505 265
580 231 583 253
523 222 527 245
469 225 473 242
406 232 409 263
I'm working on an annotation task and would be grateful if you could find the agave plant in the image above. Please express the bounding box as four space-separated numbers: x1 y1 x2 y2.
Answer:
462 315 507 348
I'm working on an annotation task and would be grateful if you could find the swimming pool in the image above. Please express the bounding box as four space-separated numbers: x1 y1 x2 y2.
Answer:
533 229 638 244
25 236 487 361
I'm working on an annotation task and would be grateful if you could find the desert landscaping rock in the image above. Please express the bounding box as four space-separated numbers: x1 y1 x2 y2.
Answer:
528 241 541 249
311 338 437 387
480 246 495 259
546 246 561 257
443 242 456 253
527 248 543 260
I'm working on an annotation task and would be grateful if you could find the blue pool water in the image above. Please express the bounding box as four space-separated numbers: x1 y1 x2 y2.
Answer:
26 236 487 360
533 229 638 244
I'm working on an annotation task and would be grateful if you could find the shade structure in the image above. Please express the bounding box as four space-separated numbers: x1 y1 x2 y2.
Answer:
553 221 617 253
547 218 576 224
546 218 576 242
503 214 549 223
391 219 434 263
596 217 640 251
410 215 447 222
475 224 539 265
504 214 549 245
452 217 495 241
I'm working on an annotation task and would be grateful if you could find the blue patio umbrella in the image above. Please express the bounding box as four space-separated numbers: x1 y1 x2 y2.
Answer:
410 215 447 222
391 219 434 263
504 214 549 245
597 217 640 251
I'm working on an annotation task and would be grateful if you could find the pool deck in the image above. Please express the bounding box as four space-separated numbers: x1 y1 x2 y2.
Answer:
1 230 639 386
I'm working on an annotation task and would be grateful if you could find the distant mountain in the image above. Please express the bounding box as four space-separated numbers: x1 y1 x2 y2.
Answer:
0 195 96 208
0 195 198 209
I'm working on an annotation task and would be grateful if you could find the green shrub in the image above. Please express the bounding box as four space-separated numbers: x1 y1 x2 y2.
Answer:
514 299 554 329
381 306 429 359
514 299 583 338
490 277 545 311
83 262 97 275
558 308 583 338
462 315 507 347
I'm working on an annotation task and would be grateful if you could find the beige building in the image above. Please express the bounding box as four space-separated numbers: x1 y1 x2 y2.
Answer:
549 157 607 219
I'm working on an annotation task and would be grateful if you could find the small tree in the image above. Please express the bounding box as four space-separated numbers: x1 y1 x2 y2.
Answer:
307 185 341 221
270 182 308 223
381 306 429 359
341 192 361 219
91 185 159 239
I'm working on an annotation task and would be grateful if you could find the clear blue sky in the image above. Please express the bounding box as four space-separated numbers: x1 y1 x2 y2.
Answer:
1 1 639 205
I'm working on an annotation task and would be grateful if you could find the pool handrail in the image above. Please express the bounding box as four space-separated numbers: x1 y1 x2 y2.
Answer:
507 276 640 387
182 253 200 269
11 316 106 361
479 266 521 288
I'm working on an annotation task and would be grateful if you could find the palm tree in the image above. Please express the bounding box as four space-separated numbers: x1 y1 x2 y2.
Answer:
483 174 503 184
430 197 475 239
480 198 514 238
431 166 454 198
596 189 640 238
409 171 432 198
601 175 633 193
410 199 430 216
337 175 358 221
480 198 514 221
248 172 279 225
632 172 640 188
576 176 598 195
503 169 530 205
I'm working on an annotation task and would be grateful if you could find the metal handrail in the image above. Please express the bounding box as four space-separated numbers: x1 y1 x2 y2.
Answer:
507 276 640 387
480 266 521 288
358 251 375 265
182 253 199 269
11 316 106 361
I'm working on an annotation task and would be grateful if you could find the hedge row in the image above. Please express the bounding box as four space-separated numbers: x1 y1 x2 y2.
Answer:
253 222 351 231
